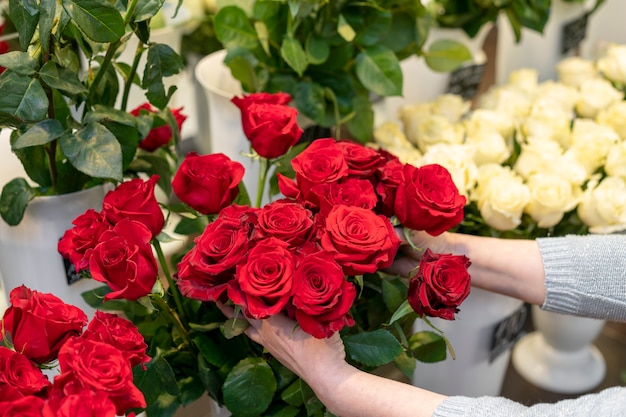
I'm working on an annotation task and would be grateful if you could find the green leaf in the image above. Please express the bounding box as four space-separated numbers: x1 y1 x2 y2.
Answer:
59 122 123 181
294 81 326 125
132 153 172 196
13 119 65 149
221 317 249 339
39 61 88 96
345 92 373 143
143 43 184 109
194 333 229 368
343 329 403 367
337 13 356 42
355 45 402 97
382 277 408 313
0 178 37 226
408 330 447 363
388 299 415 326
38 0 56 53
9 0 39 50
61 0 125 43
223 357 277 417
305 34 330 65
133 0 164 22
0 52 38 75
134 356 182 414
424 39 472 73
394 350 417 380
0 72 49 121
281 37 308 77
214 6 260 50
86 105 137 126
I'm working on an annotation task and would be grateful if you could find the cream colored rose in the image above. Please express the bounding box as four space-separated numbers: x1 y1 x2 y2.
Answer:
465 129 511 165
430 94 471 123
477 85 532 120
412 113 465 153
476 176 531 231
418 143 477 198
567 118 620 176
524 173 581 228
577 176 626 234
513 137 563 180
463 109 516 142
605 141 626 180
575 77 623 118
556 56 598 88
508 68 539 94
471 163 520 202
521 97 573 147
596 43 626 85
595 101 626 141
372 121 423 165
534 80 579 113
398 102 433 146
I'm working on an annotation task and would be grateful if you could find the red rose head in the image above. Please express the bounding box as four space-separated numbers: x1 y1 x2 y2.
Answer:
42 389 117 417
0 347 51 396
408 249 471 320
130 103 187 152
58 209 110 273
172 152 245 215
0 395 45 416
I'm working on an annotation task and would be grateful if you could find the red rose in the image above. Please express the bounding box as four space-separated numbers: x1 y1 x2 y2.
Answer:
394 164 466 236
81 311 150 369
254 200 314 247
102 175 164 238
320 205 400 276
375 158 404 217
130 103 187 152
176 216 250 302
313 178 379 215
228 238 295 319
0 347 50 396
42 389 117 417
232 99 303 159
279 138 349 205
172 152 244 215
0 396 45 417
1 286 87 364
408 249 471 320
58 209 110 272
86 219 158 301
291 251 356 338
54 337 146 415
336 140 386 177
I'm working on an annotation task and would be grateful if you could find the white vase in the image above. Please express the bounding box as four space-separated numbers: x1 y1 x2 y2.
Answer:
411 287 525 396
511 305 606 394
495 0 596 84
379 23 493 124
0 186 107 316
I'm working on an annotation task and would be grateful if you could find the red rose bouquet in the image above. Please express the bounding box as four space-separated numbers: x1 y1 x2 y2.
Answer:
45 92 471 417
0 285 149 417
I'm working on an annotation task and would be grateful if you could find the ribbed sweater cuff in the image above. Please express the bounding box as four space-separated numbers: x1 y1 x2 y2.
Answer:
536 236 581 314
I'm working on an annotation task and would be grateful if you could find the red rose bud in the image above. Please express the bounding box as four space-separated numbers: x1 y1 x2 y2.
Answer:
58 209 110 272
231 92 292 148
408 249 471 320
1 285 88 364
102 175 164 238
394 163 466 236
232 93 303 159
130 103 187 152
291 251 356 338
172 152 244 215
86 219 158 301
320 205 401 276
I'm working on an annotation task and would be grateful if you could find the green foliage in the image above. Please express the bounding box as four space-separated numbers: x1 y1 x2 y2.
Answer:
0 0 184 225
213 0 472 143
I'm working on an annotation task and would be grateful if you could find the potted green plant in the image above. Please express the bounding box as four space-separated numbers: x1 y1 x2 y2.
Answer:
0 0 186 226
211 0 474 143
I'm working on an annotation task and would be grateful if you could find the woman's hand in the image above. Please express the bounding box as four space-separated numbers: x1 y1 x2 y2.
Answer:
385 228 458 277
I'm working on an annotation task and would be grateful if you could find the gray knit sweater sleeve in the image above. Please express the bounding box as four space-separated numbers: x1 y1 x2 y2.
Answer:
432 234 626 417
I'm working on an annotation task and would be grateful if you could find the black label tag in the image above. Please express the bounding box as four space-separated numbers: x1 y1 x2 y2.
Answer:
489 303 528 363
63 256 84 286
446 63 486 100
561 12 589 55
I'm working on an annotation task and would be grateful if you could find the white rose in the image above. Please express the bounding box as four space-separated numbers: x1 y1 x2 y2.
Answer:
575 77 623 119
373 120 416 151
521 97 573 147
524 173 582 228
418 143 478 198
513 137 563 180
465 129 511 165
463 109 516 142
412 114 465 153
430 94 471 123
567 118 620 176
577 176 626 233
547 152 589 186
477 85 532 121
596 43 626 85
595 101 626 141
398 102 433 146
471 163 520 202
556 56 598 88
534 80 579 114
477 176 531 231
605 141 626 180
508 68 539 94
